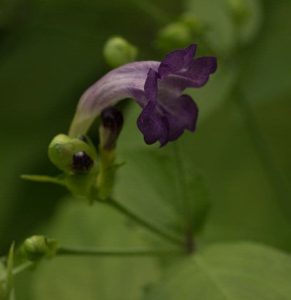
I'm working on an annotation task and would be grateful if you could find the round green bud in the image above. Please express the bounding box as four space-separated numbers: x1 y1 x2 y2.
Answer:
103 36 138 68
157 22 192 51
180 13 206 35
22 235 58 261
48 134 96 174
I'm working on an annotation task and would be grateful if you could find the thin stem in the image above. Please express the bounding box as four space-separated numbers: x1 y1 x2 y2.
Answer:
57 246 183 257
0 261 34 282
12 261 34 276
104 198 184 246
0 246 183 282
21 174 65 186
234 90 291 213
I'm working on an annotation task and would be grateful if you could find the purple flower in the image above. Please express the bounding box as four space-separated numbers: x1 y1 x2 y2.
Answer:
69 44 217 146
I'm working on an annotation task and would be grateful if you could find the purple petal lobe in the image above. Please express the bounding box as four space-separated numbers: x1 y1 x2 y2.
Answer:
162 94 198 141
137 101 168 146
158 44 197 77
185 56 217 87
144 69 159 102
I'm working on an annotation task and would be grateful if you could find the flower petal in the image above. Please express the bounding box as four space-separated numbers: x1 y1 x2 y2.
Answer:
144 68 159 102
69 61 160 137
158 44 197 77
185 56 217 87
162 94 198 141
137 101 168 146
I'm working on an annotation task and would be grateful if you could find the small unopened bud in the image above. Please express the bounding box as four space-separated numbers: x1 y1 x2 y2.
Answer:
180 13 206 35
22 235 58 261
103 36 138 68
157 22 192 51
48 134 96 174
100 107 124 150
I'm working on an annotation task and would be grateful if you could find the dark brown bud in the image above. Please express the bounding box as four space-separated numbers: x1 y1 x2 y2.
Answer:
100 107 124 150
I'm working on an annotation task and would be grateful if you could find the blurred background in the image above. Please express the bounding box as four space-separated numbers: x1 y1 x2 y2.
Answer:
0 0 290 299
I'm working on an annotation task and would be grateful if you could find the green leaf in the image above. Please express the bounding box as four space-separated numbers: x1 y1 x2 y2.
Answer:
0 244 15 300
114 104 210 243
6 244 15 296
188 62 238 123
117 99 291 250
241 0 291 105
143 242 291 300
30 199 160 300
0 261 7 299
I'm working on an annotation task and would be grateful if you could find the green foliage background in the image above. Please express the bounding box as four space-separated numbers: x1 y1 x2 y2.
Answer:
0 0 290 299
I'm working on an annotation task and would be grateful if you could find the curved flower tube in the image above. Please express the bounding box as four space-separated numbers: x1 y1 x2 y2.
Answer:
69 44 217 146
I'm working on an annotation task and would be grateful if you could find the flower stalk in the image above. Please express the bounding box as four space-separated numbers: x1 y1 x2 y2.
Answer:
104 198 184 245
57 246 183 257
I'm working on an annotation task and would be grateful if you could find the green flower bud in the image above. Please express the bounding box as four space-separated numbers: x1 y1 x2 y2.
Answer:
103 36 138 68
22 235 58 261
180 13 206 35
48 134 96 174
157 22 192 51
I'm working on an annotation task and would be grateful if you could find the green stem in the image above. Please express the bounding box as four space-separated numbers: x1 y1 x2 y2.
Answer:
21 174 65 186
104 198 184 246
57 246 183 257
0 261 34 282
12 261 34 276
0 246 183 282
235 90 291 213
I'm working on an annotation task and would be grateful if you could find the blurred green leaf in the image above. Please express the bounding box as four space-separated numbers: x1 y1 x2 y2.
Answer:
116 98 291 251
114 104 210 243
143 242 291 300
30 199 160 300
227 0 262 45
185 0 236 55
188 61 237 123
0 261 7 298
241 0 291 105
0 244 15 300
6 244 15 300
185 0 262 54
